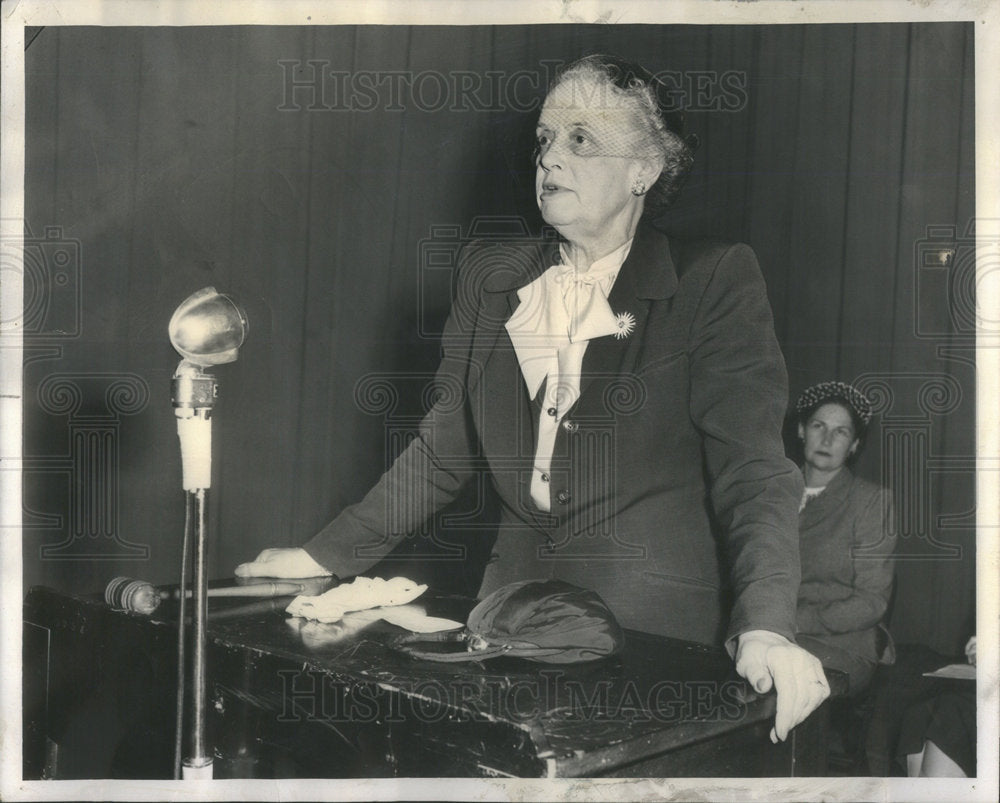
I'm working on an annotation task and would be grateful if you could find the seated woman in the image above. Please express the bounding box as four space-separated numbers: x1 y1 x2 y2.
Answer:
793 381 897 695
897 636 977 777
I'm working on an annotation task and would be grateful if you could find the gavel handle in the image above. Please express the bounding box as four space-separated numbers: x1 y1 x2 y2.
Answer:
164 582 307 600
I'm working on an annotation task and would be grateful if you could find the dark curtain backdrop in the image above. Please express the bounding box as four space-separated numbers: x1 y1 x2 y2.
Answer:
23 23 975 654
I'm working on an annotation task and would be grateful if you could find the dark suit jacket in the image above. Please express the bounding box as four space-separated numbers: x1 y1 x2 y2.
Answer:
797 467 896 662
304 220 803 646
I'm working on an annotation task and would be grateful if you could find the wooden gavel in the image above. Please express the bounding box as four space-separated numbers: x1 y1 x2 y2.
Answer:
104 576 332 615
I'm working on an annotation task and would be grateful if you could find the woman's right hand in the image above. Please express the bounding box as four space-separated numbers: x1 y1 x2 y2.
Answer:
234 547 333 579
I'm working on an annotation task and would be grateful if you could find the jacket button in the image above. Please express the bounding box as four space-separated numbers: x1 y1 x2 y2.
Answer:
556 490 571 505
562 419 579 432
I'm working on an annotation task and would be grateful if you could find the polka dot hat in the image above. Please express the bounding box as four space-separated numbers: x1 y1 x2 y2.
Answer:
794 381 873 426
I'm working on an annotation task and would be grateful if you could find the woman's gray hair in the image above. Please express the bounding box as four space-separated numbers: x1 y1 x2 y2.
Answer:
547 54 698 214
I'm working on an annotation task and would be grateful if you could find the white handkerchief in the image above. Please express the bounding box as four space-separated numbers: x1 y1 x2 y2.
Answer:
286 575 427 623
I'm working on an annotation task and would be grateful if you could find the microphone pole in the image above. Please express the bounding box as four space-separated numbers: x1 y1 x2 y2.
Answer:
168 287 248 780
172 360 216 779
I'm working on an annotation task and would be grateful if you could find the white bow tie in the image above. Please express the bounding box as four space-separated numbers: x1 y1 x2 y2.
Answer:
552 267 619 341
504 248 628 399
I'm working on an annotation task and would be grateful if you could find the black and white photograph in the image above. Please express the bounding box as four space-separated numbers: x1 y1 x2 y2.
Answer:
1 1 997 801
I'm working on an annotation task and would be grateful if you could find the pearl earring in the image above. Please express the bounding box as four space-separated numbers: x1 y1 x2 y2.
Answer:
631 180 647 196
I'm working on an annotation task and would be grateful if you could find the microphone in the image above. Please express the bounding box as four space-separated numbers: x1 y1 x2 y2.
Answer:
105 577 316 615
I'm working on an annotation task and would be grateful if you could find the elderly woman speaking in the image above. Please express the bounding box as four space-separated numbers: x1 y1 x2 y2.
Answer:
238 54 829 741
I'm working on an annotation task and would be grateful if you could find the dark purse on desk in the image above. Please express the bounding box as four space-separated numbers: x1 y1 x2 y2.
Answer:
391 579 625 664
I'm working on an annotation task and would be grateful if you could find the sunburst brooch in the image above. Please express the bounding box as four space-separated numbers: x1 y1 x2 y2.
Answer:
614 311 636 340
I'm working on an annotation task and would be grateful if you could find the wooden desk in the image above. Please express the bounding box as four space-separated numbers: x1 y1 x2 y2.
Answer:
23 585 845 779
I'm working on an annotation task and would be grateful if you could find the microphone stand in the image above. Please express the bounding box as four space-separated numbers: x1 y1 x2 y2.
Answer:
167 286 247 780
172 360 217 779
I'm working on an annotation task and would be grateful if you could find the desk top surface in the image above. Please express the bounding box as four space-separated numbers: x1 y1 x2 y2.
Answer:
25 583 845 776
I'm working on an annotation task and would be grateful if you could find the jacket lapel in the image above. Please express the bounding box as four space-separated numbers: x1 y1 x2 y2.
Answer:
574 222 679 415
470 240 555 528
478 285 536 461
469 226 680 523
799 468 853 528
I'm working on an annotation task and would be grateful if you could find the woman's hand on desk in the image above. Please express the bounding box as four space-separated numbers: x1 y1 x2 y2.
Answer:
735 630 830 743
235 548 333 579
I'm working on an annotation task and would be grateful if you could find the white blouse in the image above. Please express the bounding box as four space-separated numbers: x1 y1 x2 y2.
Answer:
800 485 827 512
504 240 632 511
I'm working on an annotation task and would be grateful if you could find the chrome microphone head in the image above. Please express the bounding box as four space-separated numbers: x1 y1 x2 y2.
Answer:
168 287 248 368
